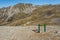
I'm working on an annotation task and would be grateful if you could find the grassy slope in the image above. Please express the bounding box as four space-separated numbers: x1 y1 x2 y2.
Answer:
1 4 60 26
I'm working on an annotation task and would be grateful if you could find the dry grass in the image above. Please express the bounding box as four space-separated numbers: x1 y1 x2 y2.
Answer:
0 4 60 26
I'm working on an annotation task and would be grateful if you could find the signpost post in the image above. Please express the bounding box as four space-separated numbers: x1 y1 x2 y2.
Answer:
44 24 46 32
38 24 40 33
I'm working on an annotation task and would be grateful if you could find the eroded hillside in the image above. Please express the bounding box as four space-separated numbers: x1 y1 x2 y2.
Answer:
0 3 60 26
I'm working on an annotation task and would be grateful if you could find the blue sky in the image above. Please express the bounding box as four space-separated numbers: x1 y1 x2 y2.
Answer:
0 0 60 8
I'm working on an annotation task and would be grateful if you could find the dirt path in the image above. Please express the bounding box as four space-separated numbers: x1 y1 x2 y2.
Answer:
0 26 60 40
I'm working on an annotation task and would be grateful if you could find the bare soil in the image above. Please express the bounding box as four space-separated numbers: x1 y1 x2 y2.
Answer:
0 25 60 40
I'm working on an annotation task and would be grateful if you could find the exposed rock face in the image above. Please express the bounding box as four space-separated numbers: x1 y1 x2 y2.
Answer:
23 6 36 13
0 3 36 22
51 18 60 24
5 6 21 22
